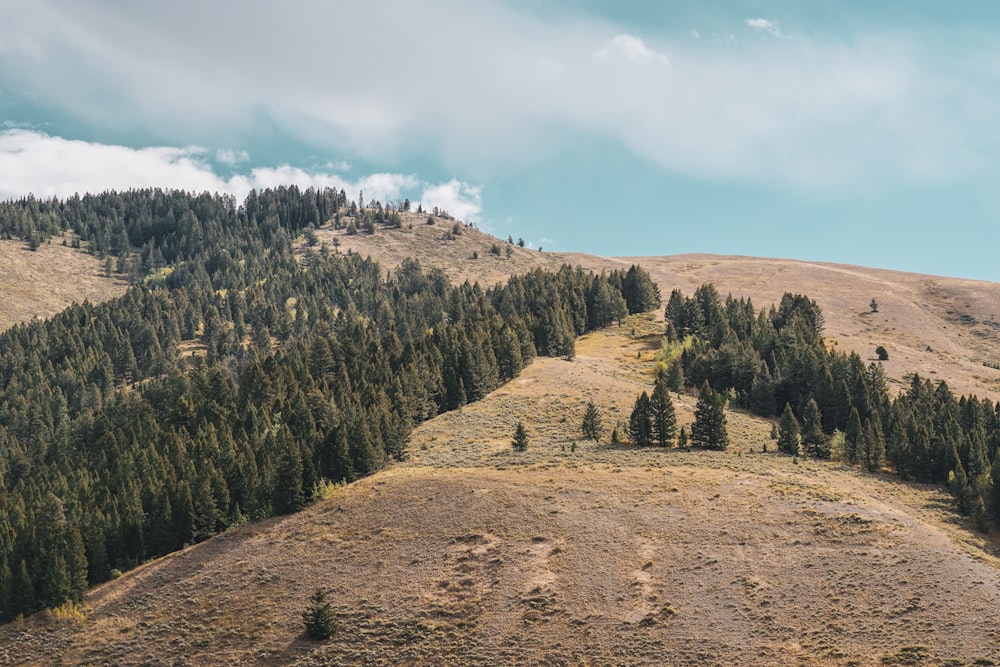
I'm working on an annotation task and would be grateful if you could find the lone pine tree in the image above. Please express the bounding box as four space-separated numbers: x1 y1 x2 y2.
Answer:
650 375 678 447
302 588 337 640
691 381 728 450
581 400 603 441
512 421 529 452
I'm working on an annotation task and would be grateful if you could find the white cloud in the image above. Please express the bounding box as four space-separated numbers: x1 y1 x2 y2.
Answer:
0 130 471 212
594 34 669 65
216 148 249 166
0 2 997 193
419 180 482 222
746 18 782 37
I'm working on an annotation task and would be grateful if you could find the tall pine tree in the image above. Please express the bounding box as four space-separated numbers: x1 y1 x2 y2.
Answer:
691 381 728 450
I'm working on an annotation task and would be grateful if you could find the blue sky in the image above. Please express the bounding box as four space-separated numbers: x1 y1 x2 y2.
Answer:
1 1 999 280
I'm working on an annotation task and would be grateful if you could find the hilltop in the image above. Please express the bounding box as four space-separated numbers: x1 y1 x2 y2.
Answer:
1 209 997 404
308 215 1000 401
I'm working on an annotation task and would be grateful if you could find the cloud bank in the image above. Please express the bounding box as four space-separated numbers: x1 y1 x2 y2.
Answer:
0 1 998 193
0 130 482 220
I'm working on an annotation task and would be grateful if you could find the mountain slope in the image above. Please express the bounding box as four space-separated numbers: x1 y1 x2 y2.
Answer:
0 237 126 330
4 319 999 666
311 219 1000 400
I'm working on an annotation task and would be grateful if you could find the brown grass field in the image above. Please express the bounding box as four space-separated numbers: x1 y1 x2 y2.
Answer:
0 236 126 331
3 222 1000 665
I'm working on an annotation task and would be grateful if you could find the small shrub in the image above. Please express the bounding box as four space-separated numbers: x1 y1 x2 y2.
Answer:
512 422 529 452
303 588 338 640
876 345 889 361
48 600 88 625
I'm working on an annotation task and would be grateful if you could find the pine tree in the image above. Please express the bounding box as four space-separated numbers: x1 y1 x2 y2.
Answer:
649 376 677 447
273 430 305 515
778 403 800 456
844 407 862 464
665 360 684 393
949 464 975 515
678 425 688 449
302 588 338 640
581 401 603 441
628 392 653 447
800 398 829 458
512 421 529 452
691 381 728 450
860 418 885 473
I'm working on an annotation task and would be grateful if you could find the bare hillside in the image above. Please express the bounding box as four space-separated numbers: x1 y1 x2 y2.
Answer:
0 237 127 331
5 316 999 666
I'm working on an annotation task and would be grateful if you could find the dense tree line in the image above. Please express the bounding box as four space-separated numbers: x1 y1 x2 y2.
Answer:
0 188 656 620
663 284 1000 527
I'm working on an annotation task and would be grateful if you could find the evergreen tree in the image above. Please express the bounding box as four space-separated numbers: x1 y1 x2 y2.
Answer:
628 392 653 447
860 418 885 473
949 463 976 516
512 421 529 452
302 588 338 640
800 398 829 458
273 430 305 515
678 425 688 449
581 400 603 441
778 403 800 456
649 376 677 447
621 265 661 314
665 360 684 393
691 381 728 450
750 364 775 417
844 407 862 464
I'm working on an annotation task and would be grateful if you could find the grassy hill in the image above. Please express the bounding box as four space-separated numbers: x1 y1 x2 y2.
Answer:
4 314 998 666
3 216 1000 665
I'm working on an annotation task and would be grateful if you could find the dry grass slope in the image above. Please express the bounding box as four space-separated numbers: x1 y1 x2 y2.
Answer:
0 237 127 331
4 314 1000 666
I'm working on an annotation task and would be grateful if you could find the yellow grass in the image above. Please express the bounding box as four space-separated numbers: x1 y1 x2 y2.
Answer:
0 237 126 331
